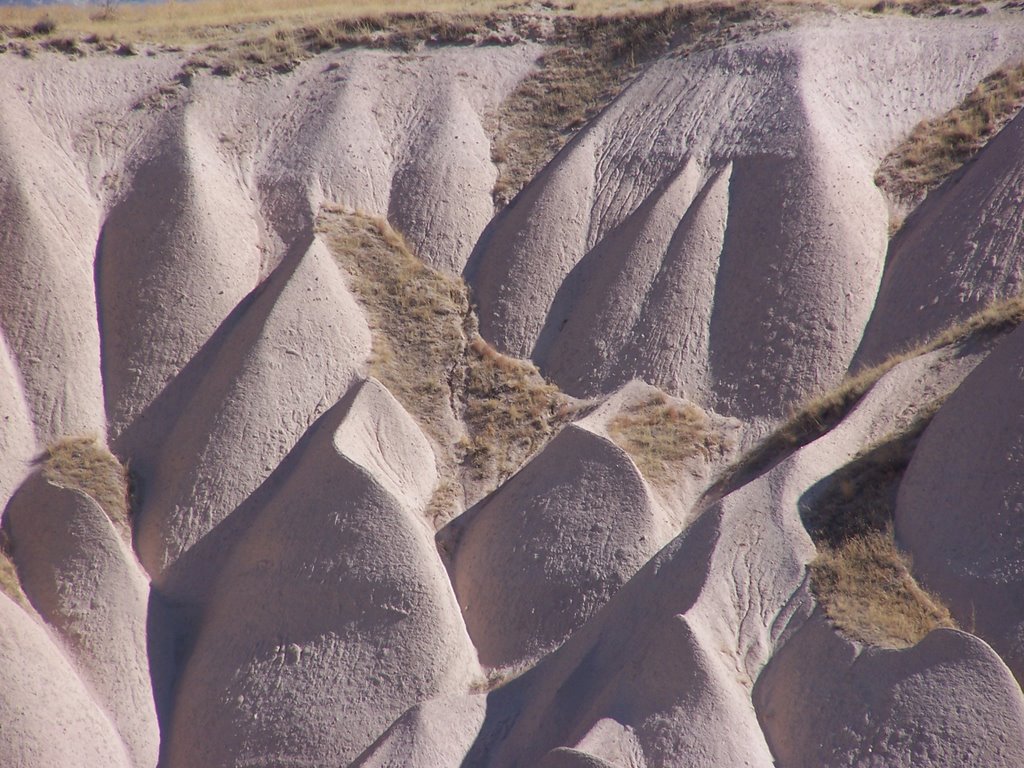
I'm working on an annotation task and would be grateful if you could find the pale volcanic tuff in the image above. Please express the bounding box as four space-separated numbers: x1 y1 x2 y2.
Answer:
2 8 1024 768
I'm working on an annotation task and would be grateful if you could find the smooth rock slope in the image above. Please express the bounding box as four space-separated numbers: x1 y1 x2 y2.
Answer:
3 7 1024 767
467 14 1024 421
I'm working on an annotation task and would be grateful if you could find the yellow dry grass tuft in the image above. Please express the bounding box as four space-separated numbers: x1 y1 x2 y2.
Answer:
318 207 574 518
607 393 724 485
810 530 955 648
0 533 28 609
877 61 1024 211
463 335 572 481
42 436 131 540
804 400 955 647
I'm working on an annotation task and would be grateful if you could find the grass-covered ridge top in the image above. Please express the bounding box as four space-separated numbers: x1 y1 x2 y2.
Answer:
41 436 131 539
608 393 726 486
0 0 982 72
0 0 865 50
877 60 1024 213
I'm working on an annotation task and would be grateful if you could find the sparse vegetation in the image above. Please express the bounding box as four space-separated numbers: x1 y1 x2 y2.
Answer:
810 531 955 647
317 208 574 522
727 291 1024 488
0 0 1002 71
182 1 767 81
607 393 725 486
182 13 493 76
0 531 27 609
877 61 1024 213
462 335 570 481
489 1 768 206
0 0 966 55
41 436 131 540
804 398 956 647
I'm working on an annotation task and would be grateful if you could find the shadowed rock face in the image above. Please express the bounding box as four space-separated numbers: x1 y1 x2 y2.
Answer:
3 10 1024 768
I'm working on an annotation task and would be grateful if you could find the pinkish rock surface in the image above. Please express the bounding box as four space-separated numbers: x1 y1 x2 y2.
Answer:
2 9 1024 766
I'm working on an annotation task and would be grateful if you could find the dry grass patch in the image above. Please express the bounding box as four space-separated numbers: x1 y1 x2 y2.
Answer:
0 533 28 609
490 44 615 207
490 1 768 206
803 399 955 647
810 531 955 648
877 61 1024 212
317 208 468 445
608 393 724 485
41 436 131 539
318 207 574 518
728 291 1024 489
463 335 572 481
